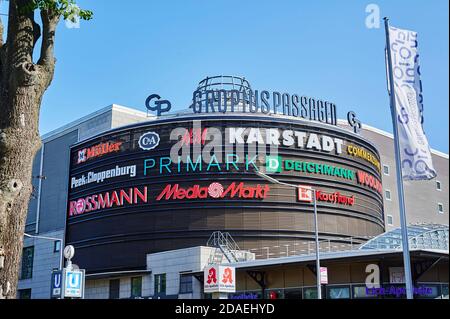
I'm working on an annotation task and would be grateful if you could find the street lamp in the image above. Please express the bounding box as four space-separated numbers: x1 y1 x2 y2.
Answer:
23 233 63 271
255 170 322 299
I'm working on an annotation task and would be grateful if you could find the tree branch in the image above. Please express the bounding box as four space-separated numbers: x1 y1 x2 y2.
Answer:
37 8 60 67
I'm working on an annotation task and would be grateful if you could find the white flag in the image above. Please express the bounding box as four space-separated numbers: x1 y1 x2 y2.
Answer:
387 26 436 180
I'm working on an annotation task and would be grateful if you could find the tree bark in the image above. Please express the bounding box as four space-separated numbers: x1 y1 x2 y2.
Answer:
0 0 58 299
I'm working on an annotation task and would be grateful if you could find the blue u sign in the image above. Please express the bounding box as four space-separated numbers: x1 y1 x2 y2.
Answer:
138 132 160 150
51 271 62 298
64 270 84 298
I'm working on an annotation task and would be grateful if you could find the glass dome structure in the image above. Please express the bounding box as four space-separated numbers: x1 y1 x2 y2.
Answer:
359 224 449 251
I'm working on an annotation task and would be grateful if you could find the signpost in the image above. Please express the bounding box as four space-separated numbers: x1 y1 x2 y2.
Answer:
49 245 86 299
204 265 236 299
63 269 85 298
50 270 63 299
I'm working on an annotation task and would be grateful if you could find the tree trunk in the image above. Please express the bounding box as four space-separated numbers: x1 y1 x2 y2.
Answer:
0 0 57 299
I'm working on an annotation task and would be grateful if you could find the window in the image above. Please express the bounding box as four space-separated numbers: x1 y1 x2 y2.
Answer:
387 215 393 225
53 240 61 253
327 286 350 299
20 246 34 280
438 203 444 214
109 279 120 299
284 288 302 299
179 274 193 294
383 165 390 176
436 181 442 191
303 287 318 299
385 190 391 201
352 285 376 299
154 274 166 295
130 277 142 298
18 289 32 299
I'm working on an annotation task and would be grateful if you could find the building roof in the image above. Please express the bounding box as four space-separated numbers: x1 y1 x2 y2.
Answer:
360 224 449 251
218 248 448 271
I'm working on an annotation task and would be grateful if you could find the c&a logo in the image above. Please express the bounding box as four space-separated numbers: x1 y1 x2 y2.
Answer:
138 131 160 150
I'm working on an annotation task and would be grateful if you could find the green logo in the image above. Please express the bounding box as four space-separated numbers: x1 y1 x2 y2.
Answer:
266 156 282 173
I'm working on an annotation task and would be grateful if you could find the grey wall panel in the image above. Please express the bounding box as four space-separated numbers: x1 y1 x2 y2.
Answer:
38 130 78 233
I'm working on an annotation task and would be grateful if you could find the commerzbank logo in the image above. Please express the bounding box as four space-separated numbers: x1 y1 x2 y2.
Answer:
266 156 355 181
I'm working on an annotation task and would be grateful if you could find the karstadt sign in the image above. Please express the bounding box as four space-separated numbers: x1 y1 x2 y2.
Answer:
204 265 236 293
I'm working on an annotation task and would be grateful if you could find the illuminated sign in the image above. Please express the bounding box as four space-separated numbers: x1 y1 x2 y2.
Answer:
70 165 137 189
68 187 148 217
192 89 337 126
77 141 122 164
347 145 381 171
143 154 259 175
156 182 269 201
297 185 313 202
204 265 236 293
138 132 160 150
228 128 344 154
297 188 355 206
356 170 383 194
266 156 354 180
315 190 355 206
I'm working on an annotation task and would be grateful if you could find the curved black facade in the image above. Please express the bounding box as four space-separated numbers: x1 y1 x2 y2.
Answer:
66 115 384 273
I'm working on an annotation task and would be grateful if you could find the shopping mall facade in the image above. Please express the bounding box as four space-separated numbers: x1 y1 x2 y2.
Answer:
16 76 448 299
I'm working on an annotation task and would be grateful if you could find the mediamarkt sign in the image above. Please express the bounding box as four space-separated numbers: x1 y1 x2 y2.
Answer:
156 182 270 201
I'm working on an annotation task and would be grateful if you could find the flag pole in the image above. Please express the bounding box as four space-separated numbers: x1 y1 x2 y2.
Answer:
383 17 414 299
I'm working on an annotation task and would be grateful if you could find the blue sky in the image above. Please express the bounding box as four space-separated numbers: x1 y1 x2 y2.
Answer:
1 0 449 152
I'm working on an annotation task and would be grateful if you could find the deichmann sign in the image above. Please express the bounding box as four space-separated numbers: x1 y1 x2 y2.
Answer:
156 182 270 201
70 164 137 189
266 156 355 180
192 89 338 126
204 265 236 294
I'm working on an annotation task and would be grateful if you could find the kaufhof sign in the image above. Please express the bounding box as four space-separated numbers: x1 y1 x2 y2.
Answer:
204 265 236 293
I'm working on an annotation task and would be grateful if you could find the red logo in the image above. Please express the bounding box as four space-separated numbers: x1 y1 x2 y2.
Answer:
297 186 313 203
156 182 270 201
181 128 208 146
68 187 148 217
77 141 123 164
222 267 233 284
356 171 383 194
206 267 217 284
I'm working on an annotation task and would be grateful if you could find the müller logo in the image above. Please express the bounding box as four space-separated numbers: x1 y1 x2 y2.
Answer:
77 141 122 164
156 182 270 201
